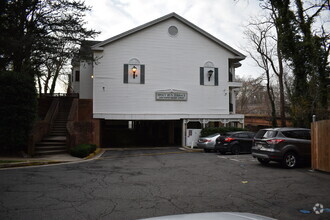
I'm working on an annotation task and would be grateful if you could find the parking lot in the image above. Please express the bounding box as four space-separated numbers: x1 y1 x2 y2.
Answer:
0 148 329 219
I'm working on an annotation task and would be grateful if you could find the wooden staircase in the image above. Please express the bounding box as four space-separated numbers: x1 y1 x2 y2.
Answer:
35 98 72 155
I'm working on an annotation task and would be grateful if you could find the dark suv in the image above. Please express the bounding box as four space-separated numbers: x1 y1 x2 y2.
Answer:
215 131 255 155
252 128 311 168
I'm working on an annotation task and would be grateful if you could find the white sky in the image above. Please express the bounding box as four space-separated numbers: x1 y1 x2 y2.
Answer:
83 0 266 79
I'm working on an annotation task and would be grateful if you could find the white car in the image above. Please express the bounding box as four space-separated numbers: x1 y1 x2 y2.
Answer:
196 133 221 152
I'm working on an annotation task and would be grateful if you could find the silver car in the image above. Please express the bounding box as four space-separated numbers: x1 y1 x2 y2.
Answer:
197 133 220 152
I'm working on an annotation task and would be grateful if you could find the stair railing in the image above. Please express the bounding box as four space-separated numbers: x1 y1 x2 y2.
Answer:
28 99 60 156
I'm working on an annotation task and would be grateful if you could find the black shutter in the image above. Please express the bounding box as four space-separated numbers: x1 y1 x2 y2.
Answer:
214 68 218 86
200 67 204 85
123 64 128 83
140 65 145 84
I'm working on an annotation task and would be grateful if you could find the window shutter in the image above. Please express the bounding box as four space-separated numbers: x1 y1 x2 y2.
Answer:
140 65 145 84
214 68 218 86
123 64 128 83
200 67 204 85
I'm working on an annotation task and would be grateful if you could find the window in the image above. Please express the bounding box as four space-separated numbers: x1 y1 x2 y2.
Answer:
168 26 178 36
237 133 249 138
75 71 80 82
255 130 277 139
282 130 311 140
124 58 145 84
200 61 218 86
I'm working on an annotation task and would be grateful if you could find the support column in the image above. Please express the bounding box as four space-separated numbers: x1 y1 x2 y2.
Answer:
181 119 187 147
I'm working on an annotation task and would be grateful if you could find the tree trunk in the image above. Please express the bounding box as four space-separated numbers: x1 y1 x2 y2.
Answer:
49 62 62 95
265 69 277 127
277 51 286 126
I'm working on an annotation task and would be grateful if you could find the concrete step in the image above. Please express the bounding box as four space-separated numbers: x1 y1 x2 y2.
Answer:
52 129 66 132
50 133 67 136
35 145 67 151
52 127 66 130
35 149 68 155
36 141 66 146
51 129 66 133
43 136 66 141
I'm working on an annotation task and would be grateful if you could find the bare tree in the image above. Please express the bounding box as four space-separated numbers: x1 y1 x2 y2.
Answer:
245 17 286 127
244 19 279 127
236 76 271 115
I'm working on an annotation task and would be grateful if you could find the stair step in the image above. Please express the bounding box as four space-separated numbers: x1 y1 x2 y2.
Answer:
35 145 66 151
35 149 68 155
43 136 66 141
50 133 67 136
36 142 66 146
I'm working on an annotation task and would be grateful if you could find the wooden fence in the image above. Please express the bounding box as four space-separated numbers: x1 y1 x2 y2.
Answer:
311 120 330 172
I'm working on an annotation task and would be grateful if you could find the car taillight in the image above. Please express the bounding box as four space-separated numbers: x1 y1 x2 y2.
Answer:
266 139 285 144
224 137 235 142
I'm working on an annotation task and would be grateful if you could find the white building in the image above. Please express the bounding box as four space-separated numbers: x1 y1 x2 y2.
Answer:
72 13 245 147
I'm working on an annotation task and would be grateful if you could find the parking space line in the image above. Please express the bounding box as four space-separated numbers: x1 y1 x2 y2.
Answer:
97 151 188 160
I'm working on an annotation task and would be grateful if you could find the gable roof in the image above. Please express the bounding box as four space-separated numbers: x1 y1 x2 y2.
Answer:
92 12 245 60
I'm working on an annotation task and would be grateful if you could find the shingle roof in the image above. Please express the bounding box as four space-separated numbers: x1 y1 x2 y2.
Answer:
91 12 245 60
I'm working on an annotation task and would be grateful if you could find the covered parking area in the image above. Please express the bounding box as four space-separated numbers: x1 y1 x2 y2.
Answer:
100 120 182 147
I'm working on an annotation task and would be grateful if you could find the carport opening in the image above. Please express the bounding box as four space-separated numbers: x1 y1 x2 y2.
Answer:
101 120 182 147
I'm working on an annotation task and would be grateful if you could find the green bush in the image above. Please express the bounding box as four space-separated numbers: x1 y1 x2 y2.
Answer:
200 127 247 137
70 144 97 158
0 71 37 152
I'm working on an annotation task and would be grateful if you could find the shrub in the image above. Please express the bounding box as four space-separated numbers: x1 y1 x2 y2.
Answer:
200 127 247 137
0 71 37 152
70 144 97 158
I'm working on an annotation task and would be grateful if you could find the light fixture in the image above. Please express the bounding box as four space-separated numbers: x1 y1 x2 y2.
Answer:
91 74 94 79
208 70 214 81
132 66 137 79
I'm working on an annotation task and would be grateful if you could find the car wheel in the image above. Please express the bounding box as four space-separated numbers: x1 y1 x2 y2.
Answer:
231 145 240 155
282 152 298 168
257 158 270 165
219 151 226 155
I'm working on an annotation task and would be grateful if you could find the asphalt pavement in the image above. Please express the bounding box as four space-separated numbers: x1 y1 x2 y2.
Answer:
0 147 329 220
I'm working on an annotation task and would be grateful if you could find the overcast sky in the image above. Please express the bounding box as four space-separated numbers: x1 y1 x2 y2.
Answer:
82 0 269 78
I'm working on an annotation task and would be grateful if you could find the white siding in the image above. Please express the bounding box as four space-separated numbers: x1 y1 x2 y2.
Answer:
93 18 241 120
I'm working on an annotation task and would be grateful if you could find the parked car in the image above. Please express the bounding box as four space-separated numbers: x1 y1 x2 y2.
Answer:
215 131 256 155
251 127 311 168
197 133 220 152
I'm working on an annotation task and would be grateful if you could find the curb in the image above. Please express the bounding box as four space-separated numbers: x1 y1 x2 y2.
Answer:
84 148 104 160
0 160 65 169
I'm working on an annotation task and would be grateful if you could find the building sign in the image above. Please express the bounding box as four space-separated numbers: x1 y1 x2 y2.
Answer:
155 89 188 101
